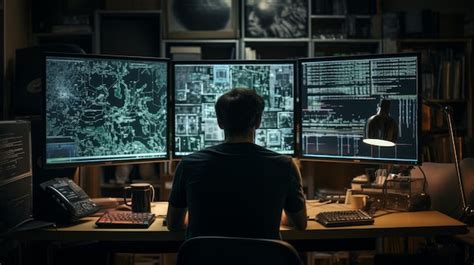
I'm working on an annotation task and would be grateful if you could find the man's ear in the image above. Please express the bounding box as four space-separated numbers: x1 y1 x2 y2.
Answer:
255 117 262 129
217 118 224 129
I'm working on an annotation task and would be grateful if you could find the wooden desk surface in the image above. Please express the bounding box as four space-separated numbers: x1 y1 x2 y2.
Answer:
12 201 467 242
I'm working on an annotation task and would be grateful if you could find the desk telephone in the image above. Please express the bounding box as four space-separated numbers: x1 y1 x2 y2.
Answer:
40 177 99 223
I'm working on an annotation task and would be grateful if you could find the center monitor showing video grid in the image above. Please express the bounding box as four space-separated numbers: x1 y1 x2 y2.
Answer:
173 61 296 156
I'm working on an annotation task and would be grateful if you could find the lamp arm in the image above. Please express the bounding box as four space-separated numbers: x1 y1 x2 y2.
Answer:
443 106 473 219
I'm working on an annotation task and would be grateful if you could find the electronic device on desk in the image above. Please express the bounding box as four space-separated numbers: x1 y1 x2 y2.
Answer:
356 173 430 212
315 188 346 203
316 209 374 227
298 53 421 165
39 177 99 223
0 121 33 234
172 60 296 156
43 53 170 167
95 211 156 228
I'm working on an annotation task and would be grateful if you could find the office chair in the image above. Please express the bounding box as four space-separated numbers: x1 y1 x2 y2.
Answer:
176 236 303 265
410 158 474 219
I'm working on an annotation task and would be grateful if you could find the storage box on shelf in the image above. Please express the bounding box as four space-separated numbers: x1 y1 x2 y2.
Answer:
162 39 239 60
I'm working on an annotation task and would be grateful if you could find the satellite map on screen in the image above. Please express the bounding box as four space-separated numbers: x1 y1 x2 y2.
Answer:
45 55 168 165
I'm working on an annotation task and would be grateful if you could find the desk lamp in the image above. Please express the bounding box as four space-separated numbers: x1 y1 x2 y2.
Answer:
362 99 408 209
363 99 398 147
428 103 474 221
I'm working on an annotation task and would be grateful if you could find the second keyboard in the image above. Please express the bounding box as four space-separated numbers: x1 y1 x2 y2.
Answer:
316 209 374 227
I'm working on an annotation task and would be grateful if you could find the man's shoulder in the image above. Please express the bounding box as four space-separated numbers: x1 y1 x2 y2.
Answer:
254 146 293 163
181 143 292 163
179 145 220 164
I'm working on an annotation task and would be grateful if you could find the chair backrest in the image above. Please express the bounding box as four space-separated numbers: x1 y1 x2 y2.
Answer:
410 158 474 219
176 236 302 265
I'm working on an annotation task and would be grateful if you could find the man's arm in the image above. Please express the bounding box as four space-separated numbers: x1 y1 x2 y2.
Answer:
283 158 307 230
167 161 187 231
166 205 187 231
282 207 307 230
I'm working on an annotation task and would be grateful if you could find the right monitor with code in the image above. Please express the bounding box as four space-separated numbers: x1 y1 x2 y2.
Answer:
299 53 421 164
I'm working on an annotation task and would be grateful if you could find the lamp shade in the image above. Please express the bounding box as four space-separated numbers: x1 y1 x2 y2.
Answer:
363 99 398 147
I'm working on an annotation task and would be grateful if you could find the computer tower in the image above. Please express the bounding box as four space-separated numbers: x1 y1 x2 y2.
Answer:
0 121 33 233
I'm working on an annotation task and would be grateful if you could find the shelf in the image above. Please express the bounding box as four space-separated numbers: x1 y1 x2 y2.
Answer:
397 38 471 44
34 32 93 37
163 39 239 44
311 15 372 19
422 127 468 135
424 99 468 104
312 39 381 43
243 38 310 42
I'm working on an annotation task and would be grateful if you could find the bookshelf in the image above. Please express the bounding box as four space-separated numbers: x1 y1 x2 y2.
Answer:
309 0 380 57
236 0 381 59
16 0 474 194
397 39 473 162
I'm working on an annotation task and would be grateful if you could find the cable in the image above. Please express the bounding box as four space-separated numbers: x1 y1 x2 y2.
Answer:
372 209 402 219
417 165 427 193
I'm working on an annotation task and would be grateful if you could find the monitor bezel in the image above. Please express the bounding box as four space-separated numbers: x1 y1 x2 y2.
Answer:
171 59 298 159
297 52 422 165
42 52 171 168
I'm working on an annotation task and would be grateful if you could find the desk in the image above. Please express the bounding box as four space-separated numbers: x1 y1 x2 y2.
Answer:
12 201 467 252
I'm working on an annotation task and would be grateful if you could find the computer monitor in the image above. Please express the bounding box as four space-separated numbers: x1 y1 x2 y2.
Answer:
172 60 296 156
43 53 170 167
299 53 421 164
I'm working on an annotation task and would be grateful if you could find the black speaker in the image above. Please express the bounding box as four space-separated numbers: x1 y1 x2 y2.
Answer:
13 44 85 117
408 192 431 212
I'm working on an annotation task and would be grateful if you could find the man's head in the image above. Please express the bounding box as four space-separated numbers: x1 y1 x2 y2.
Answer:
215 88 265 138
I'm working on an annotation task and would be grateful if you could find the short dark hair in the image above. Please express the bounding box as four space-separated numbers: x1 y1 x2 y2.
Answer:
215 88 265 136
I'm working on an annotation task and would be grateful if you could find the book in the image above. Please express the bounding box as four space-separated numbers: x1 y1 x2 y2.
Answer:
442 60 451 100
422 104 432 131
245 47 257 60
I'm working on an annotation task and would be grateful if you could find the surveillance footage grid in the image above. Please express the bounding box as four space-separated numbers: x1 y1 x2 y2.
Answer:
45 56 168 165
174 63 295 156
300 56 419 163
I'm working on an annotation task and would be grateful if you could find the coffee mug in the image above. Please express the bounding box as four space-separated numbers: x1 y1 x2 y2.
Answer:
350 194 368 210
123 183 155 213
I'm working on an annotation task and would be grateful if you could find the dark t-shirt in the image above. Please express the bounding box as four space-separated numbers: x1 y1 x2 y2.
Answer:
168 143 305 239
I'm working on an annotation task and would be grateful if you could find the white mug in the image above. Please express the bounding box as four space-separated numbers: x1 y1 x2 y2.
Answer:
350 194 368 210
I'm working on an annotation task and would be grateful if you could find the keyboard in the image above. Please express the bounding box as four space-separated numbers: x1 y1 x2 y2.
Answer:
316 209 374 227
95 211 156 228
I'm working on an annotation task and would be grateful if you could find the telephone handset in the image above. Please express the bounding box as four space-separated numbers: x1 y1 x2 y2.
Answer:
40 177 99 223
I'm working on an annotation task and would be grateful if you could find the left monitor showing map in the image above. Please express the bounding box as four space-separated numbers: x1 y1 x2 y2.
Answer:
43 53 169 167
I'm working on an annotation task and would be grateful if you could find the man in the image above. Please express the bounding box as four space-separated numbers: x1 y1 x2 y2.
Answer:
167 88 307 239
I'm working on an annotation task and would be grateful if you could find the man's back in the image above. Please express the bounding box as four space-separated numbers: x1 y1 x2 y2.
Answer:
169 143 305 239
